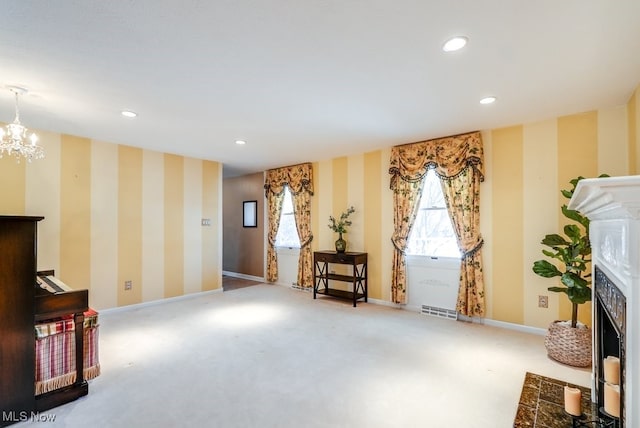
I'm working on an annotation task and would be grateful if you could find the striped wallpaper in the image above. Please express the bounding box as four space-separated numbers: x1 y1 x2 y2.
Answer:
0 135 222 310
1 84 638 328
310 93 638 329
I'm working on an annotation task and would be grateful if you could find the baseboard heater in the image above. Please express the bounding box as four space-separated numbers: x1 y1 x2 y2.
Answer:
291 284 310 292
421 305 458 320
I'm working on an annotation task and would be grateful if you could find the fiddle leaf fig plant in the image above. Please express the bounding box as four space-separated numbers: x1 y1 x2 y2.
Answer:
532 175 608 328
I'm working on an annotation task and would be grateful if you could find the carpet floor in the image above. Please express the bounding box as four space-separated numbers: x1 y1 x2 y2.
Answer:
16 284 591 427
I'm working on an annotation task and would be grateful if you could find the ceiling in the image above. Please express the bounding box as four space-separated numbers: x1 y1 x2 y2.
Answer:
1 1 639 177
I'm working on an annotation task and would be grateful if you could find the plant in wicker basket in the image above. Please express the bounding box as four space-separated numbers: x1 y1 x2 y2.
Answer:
532 175 608 367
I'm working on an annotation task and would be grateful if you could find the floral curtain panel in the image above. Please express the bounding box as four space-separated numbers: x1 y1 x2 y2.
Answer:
390 177 425 304
441 167 485 317
265 190 285 282
388 131 485 317
264 163 314 285
292 190 313 287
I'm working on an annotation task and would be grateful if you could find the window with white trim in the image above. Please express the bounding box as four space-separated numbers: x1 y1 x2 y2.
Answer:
275 186 301 248
406 169 460 258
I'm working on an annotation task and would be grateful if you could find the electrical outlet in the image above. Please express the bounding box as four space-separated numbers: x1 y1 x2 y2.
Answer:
538 295 548 308
124 280 132 291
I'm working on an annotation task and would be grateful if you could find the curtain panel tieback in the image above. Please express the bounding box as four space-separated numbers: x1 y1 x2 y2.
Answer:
299 235 313 248
462 238 484 258
390 237 408 253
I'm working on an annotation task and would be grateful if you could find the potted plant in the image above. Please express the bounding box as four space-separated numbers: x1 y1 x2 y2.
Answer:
328 206 355 253
532 175 607 367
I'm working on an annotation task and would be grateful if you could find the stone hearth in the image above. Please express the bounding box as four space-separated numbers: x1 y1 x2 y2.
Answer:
514 372 593 428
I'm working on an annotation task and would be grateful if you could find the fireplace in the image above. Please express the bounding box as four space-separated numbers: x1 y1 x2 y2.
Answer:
594 266 625 424
569 175 640 428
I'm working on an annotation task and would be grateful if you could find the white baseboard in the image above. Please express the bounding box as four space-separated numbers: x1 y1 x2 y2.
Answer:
270 280 294 288
99 288 223 315
222 271 265 282
366 297 404 309
268 279 314 291
260 280 307 292
367 297 546 336
478 317 547 336
402 304 422 313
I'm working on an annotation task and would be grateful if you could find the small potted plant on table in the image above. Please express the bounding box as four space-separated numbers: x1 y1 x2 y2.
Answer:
328 206 355 253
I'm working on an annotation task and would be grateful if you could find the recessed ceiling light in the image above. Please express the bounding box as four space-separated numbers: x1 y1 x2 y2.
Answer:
479 96 496 105
442 36 468 52
235 140 246 145
121 110 137 118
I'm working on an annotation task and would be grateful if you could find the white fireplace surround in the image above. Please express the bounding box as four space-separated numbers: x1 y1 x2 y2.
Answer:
569 175 640 427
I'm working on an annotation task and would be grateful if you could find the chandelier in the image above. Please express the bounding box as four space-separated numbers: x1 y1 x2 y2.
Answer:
0 86 44 162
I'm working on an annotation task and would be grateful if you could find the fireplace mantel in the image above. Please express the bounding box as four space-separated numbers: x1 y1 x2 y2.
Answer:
569 175 640 220
569 175 640 428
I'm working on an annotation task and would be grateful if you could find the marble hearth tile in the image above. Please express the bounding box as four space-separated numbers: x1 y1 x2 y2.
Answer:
513 404 536 427
539 379 564 403
535 399 572 427
514 372 594 427
519 384 540 407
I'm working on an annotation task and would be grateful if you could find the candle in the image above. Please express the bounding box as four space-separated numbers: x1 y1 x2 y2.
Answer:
603 356 620 385
604 382 620 418
564 386 582 416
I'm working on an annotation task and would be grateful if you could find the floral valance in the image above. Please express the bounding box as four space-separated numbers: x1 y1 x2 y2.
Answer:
264 162 314 196
389 131 484 189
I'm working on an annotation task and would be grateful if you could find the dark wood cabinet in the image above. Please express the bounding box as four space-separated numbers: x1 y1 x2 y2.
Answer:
313 251 368 307
0 216 43 425
0 217 90 426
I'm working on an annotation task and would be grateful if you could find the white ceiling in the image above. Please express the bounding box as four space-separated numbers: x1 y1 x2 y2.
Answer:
1 1 639 177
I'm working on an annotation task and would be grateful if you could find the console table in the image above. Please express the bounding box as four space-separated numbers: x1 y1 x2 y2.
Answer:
313 251 368 307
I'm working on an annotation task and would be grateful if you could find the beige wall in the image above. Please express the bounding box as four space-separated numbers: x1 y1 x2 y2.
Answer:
306 89 639 329
3 82 638 325
491 126 524 324
222 172 264 277
629 88 639 174
0 133 223 310
215 84 638 329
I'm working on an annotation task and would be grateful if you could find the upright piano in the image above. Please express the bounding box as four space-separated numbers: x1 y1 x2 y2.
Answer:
0 216 99 427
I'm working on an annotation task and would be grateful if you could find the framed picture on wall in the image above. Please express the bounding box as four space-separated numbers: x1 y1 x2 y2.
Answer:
243 200 257 227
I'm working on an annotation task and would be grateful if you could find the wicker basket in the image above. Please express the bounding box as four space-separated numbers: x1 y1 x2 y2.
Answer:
544 320 592 368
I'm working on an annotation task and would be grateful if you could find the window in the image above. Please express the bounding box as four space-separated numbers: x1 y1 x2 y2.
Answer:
275 186 301 248
406 169 460 258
